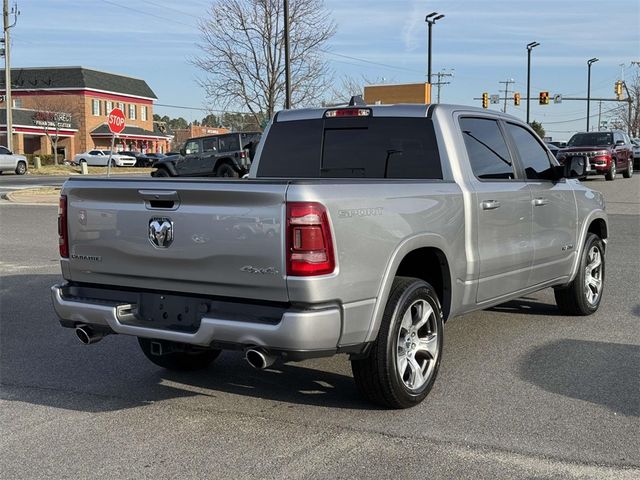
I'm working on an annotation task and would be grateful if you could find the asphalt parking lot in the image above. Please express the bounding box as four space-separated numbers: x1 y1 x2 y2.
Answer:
1 176 639 479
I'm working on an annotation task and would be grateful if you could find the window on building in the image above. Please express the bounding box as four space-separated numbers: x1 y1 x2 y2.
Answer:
92 99 100 116
12 98 22 108
118 102 124 111
106 101 113 114
129 104 136 120
141 105 147 121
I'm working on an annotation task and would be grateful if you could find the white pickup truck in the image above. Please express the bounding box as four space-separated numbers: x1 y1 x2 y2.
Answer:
52 103 607 408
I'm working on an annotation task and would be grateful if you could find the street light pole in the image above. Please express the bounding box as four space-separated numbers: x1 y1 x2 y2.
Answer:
425 12 444 86
586 57 599 131
283 0 291 109
526 41 540 125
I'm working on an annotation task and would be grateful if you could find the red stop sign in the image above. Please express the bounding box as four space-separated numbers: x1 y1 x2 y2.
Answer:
107 108 126 134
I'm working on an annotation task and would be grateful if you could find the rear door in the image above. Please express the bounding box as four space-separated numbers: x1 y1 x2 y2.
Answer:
459 116 534 303
504 122 577 286
63 179 289 302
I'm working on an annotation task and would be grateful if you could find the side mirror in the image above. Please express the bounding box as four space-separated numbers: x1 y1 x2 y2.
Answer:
563 155 587 179
180 147 187 156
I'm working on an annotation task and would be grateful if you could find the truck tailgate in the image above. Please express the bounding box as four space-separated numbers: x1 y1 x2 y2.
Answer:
62 178 289 302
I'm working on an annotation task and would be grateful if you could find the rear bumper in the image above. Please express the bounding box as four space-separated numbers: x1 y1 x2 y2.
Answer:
51 284 342 353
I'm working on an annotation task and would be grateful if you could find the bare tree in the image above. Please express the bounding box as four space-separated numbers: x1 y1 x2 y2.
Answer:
327 74 394 106
30 96 82 165
610 65 640 138
193 0 335 126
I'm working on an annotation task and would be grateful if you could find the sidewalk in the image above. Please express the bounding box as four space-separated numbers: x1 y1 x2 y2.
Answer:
4 187 61 205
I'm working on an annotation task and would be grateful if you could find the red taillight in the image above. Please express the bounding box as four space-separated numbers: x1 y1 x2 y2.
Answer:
286 202 335 276
58 195 68 258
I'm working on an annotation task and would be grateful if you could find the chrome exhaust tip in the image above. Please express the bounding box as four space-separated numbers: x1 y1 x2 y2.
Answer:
75 325 106 345
245 348 276 370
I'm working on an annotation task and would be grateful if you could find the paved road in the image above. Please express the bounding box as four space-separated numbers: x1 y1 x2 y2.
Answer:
1 177 639 479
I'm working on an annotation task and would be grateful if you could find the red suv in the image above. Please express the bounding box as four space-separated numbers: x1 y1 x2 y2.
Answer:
557 130 634 180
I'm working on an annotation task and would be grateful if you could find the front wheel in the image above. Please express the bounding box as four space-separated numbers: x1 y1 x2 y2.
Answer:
15 161 27 175
110 159 117 167
138 338 221 371
554 233 605 315
351 277 443 409
151 167 171 177
605 160 616 181
622 159 633 178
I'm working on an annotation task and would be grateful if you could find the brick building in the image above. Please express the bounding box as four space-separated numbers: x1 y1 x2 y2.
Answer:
172 124 229 149
0 66 172 159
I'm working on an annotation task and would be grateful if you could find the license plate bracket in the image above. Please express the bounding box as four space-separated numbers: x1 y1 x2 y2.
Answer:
133 293 203 333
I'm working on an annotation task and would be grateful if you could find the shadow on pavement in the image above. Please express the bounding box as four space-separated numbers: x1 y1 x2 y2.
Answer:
488 297 562 316
0 274 371 413
519 339 640 417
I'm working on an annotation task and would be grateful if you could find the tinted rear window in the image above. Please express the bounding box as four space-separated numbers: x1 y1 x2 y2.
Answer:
257 117 442 179
567 132 613 147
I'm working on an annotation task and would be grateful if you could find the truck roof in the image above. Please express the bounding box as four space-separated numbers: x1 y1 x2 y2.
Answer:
274 103 521 123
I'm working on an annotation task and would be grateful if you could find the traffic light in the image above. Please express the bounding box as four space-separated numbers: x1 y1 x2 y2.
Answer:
482 92 489 109
539 91 549 105
615 81 623 100
514 92 521 106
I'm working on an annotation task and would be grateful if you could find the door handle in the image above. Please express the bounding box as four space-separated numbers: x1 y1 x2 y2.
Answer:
481 200 501 210
533 197 549 206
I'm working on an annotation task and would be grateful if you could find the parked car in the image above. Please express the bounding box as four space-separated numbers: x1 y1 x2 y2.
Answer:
138 152 165 167
53 103 606 409
73 150 137 167
0 145 28 175
632 138 640 170
557 130 634 180
151 132 261 177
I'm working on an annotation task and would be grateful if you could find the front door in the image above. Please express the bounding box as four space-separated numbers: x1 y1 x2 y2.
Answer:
177 139 202 175
504 122 577 286
459 116 534 303
0 146 12 170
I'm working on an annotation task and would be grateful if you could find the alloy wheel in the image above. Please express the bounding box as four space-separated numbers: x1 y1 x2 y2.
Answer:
584 246 603 305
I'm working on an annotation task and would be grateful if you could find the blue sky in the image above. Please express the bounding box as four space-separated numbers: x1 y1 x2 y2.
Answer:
13 0 640 140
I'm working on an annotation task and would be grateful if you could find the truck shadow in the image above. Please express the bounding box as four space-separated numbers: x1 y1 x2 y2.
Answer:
0 274 373 413
518 339 640 417
488 297 562 316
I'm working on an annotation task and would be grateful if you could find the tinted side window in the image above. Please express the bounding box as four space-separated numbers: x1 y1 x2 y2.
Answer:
219 135 240 152
202 138 218 152
506 123 553 180
459 118 514 180
0 146 10 154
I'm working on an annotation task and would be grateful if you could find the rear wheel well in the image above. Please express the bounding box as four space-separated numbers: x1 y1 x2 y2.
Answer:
587 219 607 241
395 247 451 320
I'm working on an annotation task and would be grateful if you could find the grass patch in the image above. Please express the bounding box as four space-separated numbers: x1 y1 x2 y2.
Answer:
29 165 152 176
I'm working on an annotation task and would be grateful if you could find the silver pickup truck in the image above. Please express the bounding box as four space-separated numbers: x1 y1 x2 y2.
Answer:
52 104 607 408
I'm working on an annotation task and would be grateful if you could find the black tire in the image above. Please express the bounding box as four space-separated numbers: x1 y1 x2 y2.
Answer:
351 277 444 409
152 167 171 177
110 159 117 167
15 161 27 175
216 162 239 178
622 158 633 178
554 233 605 316
605 160 616 181
138 338 221 371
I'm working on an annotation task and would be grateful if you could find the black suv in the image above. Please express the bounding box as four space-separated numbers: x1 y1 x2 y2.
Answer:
151 132 261 177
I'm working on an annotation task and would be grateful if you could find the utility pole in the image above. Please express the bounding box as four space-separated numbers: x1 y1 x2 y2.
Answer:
283 0 291 109
432 70 453 103
3 1 19 151
526 42 540 124
598 101 602 130
499 78 515 113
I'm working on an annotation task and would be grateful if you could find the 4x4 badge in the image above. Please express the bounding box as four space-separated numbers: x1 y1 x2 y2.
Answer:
149 217 174 248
